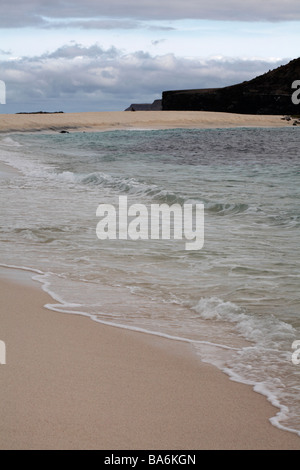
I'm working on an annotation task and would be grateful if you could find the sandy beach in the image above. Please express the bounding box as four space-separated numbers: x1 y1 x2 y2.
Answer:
0 112 299 449
0 274 299 450
1 0 299 450
0 110 292 133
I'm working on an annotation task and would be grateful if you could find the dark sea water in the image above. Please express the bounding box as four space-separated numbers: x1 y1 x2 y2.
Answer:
1 127 300 435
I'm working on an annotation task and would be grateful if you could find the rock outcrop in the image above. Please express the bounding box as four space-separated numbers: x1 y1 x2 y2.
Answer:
162 58 300 115
125 99 162 111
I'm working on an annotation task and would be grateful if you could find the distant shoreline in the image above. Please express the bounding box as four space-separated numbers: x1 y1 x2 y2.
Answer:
15 111 64 115
0 110 292 134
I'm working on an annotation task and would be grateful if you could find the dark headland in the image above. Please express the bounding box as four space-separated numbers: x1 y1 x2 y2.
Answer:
162 57 300 114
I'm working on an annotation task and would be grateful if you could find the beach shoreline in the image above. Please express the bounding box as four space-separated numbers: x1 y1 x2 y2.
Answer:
0 271 299 450
1 113 299 449
0 110 292 134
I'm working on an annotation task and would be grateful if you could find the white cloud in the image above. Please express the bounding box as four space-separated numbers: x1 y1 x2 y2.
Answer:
0 44 291 112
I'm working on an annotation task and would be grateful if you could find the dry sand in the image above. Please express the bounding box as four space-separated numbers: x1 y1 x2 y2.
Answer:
0 276 299 450
0 110 291 133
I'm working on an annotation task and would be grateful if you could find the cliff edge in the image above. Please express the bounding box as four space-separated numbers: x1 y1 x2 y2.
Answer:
162 58 300 115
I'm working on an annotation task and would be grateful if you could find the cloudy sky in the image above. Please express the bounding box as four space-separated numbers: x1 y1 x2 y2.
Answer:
1 0 300 113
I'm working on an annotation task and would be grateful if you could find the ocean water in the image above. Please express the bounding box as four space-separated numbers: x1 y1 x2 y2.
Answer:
0 127 300 436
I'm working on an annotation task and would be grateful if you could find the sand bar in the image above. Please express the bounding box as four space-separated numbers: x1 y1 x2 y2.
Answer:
0 111 291 133
0 275 299 450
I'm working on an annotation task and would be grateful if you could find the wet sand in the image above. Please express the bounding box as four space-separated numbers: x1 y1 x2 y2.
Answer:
0 276 299 450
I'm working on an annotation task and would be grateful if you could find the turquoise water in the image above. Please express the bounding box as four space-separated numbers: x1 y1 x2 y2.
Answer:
0 127 300 435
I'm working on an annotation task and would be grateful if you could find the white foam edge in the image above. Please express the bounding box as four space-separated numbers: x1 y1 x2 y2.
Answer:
0 263 238 353
221 367 300 437
1 261 300 438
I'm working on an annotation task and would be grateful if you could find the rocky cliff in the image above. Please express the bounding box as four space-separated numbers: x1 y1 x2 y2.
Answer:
162 58 300 115
125 99 162 111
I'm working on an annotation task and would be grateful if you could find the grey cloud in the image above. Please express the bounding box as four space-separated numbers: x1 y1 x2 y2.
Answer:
43 44 119 60
151 40 166 46
1 44 291 112
44 19 141 30
1 0 300 28
43 18 174 31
